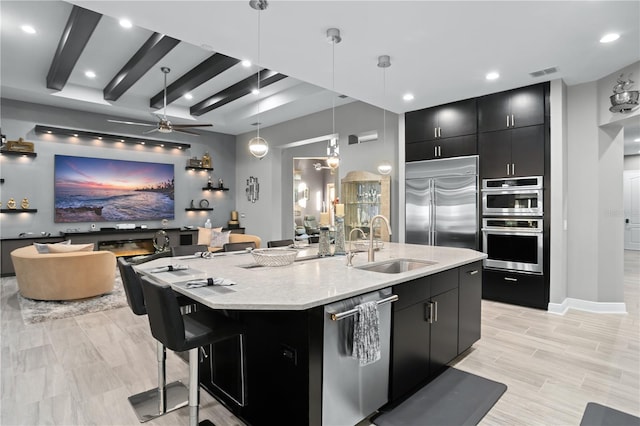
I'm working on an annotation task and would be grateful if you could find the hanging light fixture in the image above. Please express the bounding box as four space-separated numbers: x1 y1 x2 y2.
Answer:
326 28 342 170
248 0 269 159
377 55 392 175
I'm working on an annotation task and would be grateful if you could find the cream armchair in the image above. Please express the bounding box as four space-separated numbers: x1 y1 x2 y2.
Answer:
11 245 116 300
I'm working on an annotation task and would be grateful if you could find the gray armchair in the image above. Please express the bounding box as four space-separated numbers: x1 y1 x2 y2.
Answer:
303 215 320 235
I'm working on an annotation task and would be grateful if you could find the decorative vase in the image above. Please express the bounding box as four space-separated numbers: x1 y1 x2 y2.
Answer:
334 216 346 255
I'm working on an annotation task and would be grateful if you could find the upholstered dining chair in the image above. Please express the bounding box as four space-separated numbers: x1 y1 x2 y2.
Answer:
170 244 208 257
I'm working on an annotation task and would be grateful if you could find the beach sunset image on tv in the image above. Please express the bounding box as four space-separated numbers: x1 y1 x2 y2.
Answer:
54 155 175 223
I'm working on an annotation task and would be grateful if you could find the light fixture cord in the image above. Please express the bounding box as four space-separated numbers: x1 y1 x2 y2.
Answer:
256 9 261 139
332 35 335 137
383 65 386 147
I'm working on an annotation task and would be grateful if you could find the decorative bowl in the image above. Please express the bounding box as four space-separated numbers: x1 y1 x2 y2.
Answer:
251 248 298 267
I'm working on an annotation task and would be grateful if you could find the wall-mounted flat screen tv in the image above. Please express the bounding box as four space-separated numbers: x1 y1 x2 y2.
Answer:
54 155 175 223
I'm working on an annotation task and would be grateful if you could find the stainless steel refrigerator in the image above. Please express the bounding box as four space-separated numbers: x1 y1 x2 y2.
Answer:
406 156 478 249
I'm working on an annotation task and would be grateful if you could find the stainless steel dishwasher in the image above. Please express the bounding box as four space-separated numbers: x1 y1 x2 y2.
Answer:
322 287 396 426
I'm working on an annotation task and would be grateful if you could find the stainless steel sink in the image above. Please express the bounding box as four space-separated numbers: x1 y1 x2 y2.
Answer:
355 258 436 274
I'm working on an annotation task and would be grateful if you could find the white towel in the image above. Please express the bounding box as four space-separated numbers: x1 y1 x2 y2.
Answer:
185 277 236 288
149 264 188 273
352 301 381 366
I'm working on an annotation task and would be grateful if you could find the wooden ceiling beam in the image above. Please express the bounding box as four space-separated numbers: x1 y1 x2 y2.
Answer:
103 33 179 101
190 69 287 116
46 5 102 91
149 53 240 109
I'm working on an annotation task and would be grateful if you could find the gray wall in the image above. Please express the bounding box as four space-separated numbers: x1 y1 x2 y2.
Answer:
234 101 399 244
624 155 640 171
0 99 236 239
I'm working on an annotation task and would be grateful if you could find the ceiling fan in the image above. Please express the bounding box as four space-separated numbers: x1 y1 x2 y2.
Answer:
108 67 212 136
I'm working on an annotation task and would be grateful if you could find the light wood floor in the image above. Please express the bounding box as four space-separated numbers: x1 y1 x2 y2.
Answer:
1 251 638 425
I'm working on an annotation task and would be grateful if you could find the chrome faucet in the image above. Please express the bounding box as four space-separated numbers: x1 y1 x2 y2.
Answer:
368 215 392 262
346 228 367 267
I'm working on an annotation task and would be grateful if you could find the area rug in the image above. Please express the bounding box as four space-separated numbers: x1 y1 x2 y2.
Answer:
373 367 507 426
17 274 128 324
580 402 640 426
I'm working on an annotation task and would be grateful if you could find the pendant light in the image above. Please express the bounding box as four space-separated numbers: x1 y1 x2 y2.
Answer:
377 55 392 175
326 28 342 170
248 0 269 159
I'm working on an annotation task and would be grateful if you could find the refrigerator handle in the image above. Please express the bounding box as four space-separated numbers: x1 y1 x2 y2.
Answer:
431 179 436 246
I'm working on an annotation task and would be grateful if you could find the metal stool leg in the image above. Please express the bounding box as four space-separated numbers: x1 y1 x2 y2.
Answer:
128 341 189 422
188 348 215 426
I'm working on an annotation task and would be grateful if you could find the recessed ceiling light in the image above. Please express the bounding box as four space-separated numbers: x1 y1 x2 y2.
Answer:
21 25 36 34
119 19 132 29
252 89 260 95
486 71 500 80
600 33 620 43
403 93 414 101
184 93 193 100
634 137 640 142
242 60 252 67
85 70 96 79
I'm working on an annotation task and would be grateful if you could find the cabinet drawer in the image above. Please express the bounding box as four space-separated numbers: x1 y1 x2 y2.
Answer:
482 269 546 309
393 276 430 311
430 268 458 296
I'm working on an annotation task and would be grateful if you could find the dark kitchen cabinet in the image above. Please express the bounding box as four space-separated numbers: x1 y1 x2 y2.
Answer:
406 98 477 143
200 336 246 408
478 84 545 132
479 125 544 178
390 268 461 401
429 287 459 374
458 261 482 353
406 134 477 162
482 269 546 309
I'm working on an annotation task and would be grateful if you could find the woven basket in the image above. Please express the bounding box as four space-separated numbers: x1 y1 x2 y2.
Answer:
251 248 298 267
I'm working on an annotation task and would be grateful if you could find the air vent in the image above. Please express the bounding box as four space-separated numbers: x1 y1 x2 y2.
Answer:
251 122 261 126
529 67 558 78
338 94 348 99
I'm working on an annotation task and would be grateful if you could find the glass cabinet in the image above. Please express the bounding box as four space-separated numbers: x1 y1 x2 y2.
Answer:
341 171 391 241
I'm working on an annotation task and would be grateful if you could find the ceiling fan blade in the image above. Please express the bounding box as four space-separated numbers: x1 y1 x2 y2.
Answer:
173 128 201 136
142 128 160 135
108 119 155 127
172 124 213 129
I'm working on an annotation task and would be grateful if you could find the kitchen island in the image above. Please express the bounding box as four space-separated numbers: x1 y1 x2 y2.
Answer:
136 243 485 426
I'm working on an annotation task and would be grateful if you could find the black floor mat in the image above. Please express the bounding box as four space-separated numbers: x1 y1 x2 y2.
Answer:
373 368 507 426
580 402 640 426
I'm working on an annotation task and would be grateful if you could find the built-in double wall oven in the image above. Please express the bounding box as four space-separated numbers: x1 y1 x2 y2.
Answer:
481 176 544 274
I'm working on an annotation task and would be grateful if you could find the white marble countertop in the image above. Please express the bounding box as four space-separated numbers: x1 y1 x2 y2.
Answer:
134 243 486 311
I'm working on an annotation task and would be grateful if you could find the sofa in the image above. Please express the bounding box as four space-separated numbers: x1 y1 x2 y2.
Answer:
196 227 261 252
11 244 116 300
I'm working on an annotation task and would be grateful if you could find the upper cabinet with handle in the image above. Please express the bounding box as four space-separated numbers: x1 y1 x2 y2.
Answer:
406 98 477 143
478 84 545 132
405 98 477 161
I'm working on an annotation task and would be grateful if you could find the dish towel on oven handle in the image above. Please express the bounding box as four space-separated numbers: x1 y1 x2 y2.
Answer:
149 264 188 273
352 301 381 366
185 277 236 288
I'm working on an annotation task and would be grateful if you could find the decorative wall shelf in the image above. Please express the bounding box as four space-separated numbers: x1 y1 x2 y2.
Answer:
202 186 229 191
1 209 38 213
185 166 214 171
35 125 191 150
0 150 37 158
185 208 214 212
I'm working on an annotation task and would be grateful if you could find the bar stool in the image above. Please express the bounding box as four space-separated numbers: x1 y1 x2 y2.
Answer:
117 258 190 422
140 275 246 426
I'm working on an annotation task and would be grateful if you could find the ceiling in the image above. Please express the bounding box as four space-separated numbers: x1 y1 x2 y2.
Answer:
1 1 639 152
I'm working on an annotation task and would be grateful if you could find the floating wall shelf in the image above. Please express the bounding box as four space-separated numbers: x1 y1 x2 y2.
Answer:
0 150 37 157
202 186 229 191
185 166 213 171
35 125 191 150
185 208 214 212
1 209 38 213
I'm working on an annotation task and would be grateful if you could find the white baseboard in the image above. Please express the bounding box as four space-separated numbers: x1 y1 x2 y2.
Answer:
548 298 627 315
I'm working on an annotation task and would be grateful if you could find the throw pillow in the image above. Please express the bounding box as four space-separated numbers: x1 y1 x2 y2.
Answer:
34 240 71 254
210 230 231 248
47 243 95 253
197 226 223 245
